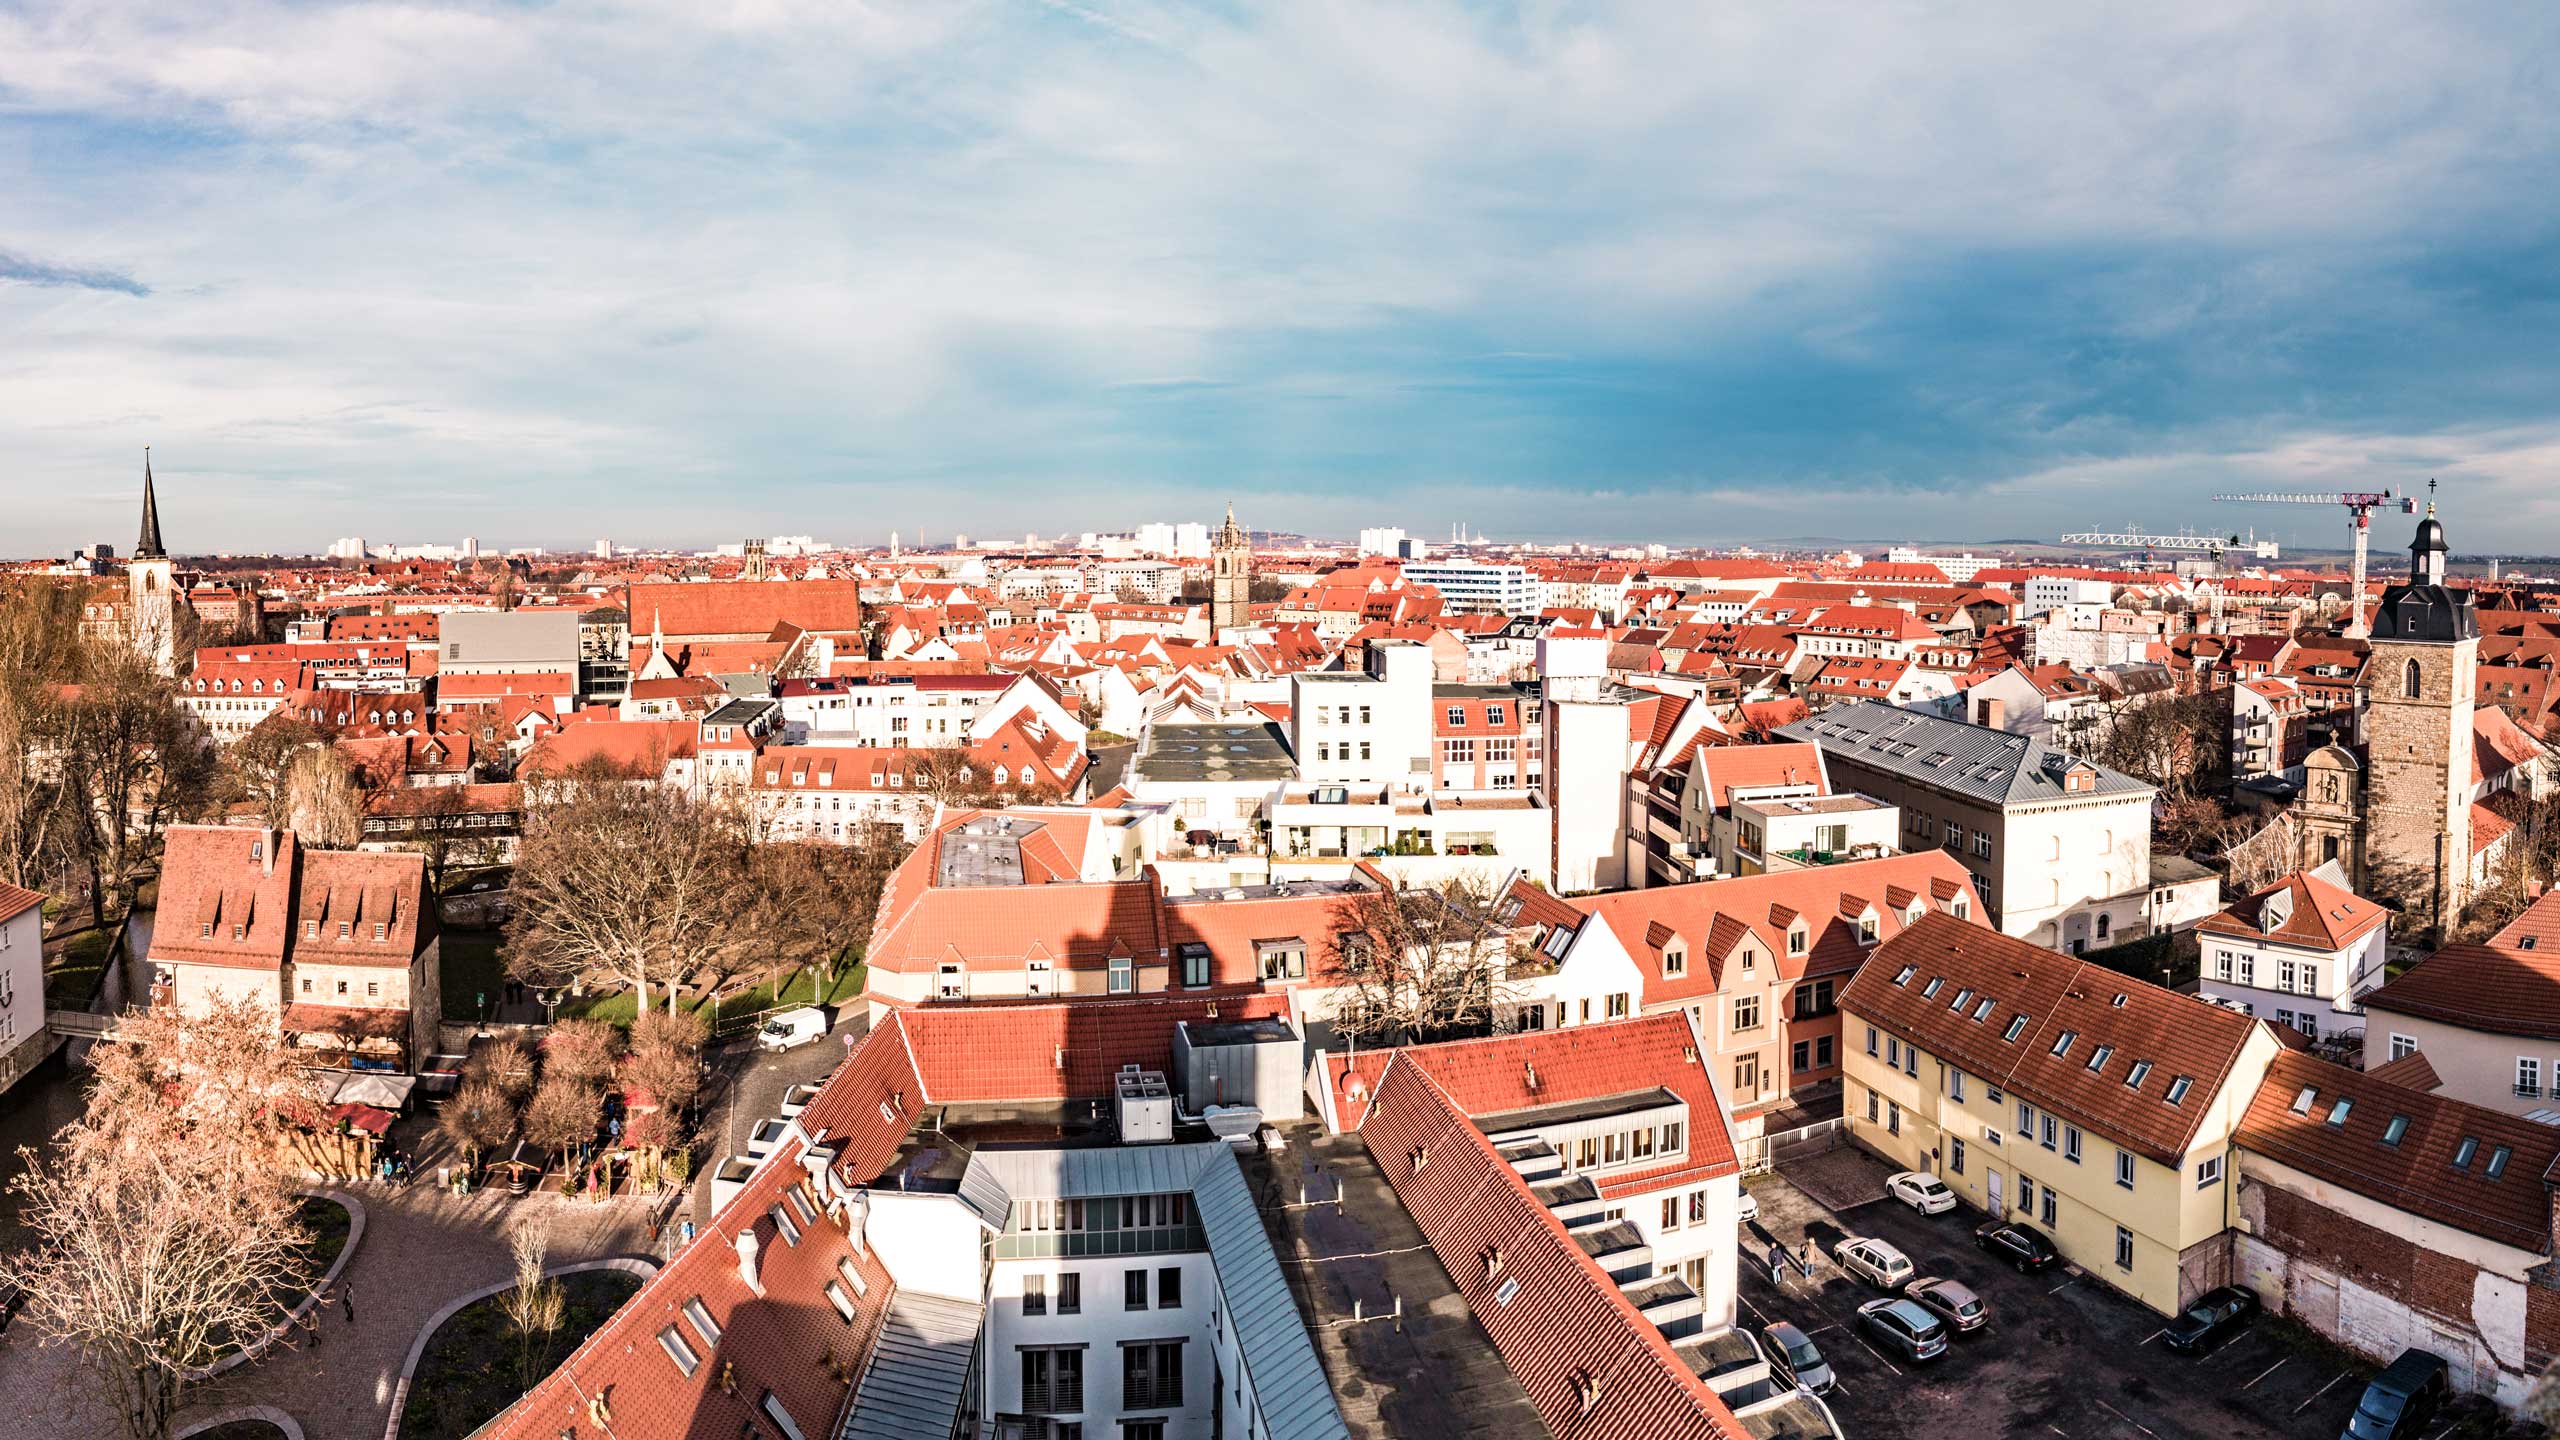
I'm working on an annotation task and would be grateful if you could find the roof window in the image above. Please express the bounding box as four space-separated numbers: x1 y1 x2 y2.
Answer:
2126 1060 2153 1089
2085 1044 2114 1072
1891 964 1916 985
2049 1030 2078 1058
2289 1086 2317 1116
1972 997 1995 1021
1921 977 1944 999
2003 1015 2029 1042
2381 1115 2410 1147
2327 1096 2353 1127
658 1324 700 1377
2487 1145 2513 1179
2453 1137 2479 1170
682 1296 720 1346
1950 988 1973 1011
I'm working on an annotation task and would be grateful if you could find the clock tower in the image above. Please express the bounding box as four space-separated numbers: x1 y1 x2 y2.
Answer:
129 448 177 675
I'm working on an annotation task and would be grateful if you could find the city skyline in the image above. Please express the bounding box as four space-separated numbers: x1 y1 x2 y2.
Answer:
5 4 2559 553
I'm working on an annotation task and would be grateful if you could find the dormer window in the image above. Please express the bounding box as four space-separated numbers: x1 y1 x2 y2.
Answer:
1662 943 1686 978
1859 914 1879 944
1788 928 1808 956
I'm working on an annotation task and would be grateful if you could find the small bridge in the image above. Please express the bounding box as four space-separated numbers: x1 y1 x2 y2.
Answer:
46 1008 132 1042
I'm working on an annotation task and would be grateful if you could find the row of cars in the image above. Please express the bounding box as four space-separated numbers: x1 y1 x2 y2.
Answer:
1799 1171 2458 1440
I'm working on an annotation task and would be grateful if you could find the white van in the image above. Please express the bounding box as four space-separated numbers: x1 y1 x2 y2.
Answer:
757 1007 828 1052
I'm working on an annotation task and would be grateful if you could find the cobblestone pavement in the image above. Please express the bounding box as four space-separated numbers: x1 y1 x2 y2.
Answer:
0 1182 658 1440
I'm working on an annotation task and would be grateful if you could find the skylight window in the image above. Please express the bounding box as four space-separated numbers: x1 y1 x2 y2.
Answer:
2004 1015 2029 1042
2126 1060 2153 1089
2327 1097 2353 1127
2488 1145 2514 1179
2381 1115 2410 1147
659 1325 701 1377
2453 1137 2479 1170
1972 997 1996 1021
2049 1030 2078 1058
2085 1044 2114 1072
1950 988 1973 1011
1922 978 1945 999
2289 1086 2316 1115
1892 965 1916 986
2166 1076 2193 1105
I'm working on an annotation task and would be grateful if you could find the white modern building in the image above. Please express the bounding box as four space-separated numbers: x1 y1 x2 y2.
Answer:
1397 560 1538 616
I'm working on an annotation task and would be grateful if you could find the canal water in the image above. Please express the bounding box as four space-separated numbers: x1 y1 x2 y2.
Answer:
0 1049 88 1249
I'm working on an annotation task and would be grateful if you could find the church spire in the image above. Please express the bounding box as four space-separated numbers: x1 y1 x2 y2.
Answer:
134 446 166 560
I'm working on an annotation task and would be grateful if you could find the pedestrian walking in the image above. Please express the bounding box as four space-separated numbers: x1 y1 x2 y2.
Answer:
342 1290 356 1325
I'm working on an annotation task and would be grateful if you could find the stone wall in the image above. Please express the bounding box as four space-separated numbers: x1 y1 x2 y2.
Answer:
2363 636 2475 923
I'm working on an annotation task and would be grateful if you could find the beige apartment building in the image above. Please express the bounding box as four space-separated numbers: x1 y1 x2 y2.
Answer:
1840 915 2282 1315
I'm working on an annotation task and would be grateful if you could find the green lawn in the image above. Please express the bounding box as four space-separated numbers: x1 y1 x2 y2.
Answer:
396 1269 643 1440
440 927 865 1030
43 925 116 1009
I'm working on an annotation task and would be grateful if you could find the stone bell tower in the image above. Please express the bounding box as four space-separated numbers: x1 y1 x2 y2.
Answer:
2362 499 2477 932
1210 503 1252 634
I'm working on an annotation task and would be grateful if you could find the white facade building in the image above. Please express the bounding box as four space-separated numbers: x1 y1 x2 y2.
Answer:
1397 560 1538 616
2196 866 2391 1041
0 887 43 1096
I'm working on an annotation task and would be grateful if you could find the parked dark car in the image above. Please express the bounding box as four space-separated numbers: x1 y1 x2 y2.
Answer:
1906 1276 1989 1333
1973 1220 2059 1272
2162 1284 2262 1354
1761 1321 1835 1394
2343 1349 2449 1440
1856 1296 1950 1363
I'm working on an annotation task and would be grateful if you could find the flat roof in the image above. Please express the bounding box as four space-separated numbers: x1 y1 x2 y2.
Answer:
1735 794 1884 816
1475 1085 1685 1135
1165 878 1364 905
1262 1134 1549 1440
1134 723 1297 783
1184 1017 1300 1047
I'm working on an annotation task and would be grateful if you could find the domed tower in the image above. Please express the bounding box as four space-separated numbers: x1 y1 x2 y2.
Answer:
1210 503 1251 634
128 447 177 675
2363 497 2477 933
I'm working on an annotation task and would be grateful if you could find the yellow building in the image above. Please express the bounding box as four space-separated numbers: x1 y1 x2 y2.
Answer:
1838 914 2282 1315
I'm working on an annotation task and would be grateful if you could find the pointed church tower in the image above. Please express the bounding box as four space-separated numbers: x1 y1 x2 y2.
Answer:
128 448 178 675
1210 502 1252 635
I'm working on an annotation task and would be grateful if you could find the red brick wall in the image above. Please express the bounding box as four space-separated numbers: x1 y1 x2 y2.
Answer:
2257 1184 2560 1360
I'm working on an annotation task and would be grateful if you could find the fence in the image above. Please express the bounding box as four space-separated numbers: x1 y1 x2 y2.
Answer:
1738 1116 1844 1176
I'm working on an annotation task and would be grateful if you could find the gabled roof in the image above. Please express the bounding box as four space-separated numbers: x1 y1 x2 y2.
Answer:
1568 852 1982 1003
1842 915 2261 1164
1690 741 1827 811
2195 868 2388 953
2236 1050 2559 1254
0 883 43 927
2363 932 2560 1039
1357 1055 1743 1440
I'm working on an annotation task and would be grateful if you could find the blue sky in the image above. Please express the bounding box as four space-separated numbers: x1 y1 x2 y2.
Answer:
5 2 2559 556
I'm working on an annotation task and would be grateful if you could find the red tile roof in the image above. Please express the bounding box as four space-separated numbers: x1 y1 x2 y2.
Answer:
1690 741 1827 811
1567 852 1982 1002
899 993 1294 1101
625 577 866 641
2490 891 2560 954
2195 869 2388 953
2364 1048 2441 1092
1842 914 2262 1164
1358 1056 1742 1440
2235 1050 2559 1254
150 826 302 971
0 882 41 927
2364 934 2560 1039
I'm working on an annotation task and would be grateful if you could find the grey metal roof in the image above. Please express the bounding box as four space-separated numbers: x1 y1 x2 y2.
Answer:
951 1143 1349 1440
438 608 581 667
1191 1144 1350 1440
1779 701 2153 807
839 1291 982 1440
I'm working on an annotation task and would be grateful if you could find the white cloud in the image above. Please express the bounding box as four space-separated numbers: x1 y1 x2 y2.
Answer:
1 1 2556 550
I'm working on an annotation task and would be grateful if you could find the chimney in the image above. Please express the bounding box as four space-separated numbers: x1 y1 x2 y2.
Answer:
736 1229 764 1296
260 829 279 876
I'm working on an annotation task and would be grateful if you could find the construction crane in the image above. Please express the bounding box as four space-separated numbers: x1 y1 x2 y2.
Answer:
2213 489 2419 638
2057 529 2279 560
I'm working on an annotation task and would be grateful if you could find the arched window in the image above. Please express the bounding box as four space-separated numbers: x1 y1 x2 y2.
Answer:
2404 658 2422 699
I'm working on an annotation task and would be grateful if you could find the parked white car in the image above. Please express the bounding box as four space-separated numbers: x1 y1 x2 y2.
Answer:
1737 1190 1760 1225
756 1007 828 1052
1834 1236 1915 1291
1886 1170 1959 1215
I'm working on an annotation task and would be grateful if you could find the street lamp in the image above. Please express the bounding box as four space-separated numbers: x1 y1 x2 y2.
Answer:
537 987 562 1026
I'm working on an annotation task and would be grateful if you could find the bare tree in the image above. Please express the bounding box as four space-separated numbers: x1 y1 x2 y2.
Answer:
438 1076 518 1175
1322 875 1525 1049
497 1218 566 1391
624 1008 705 1193
216 712 326 831
0 998 323 1440
746 833 912 995
285 744 365 850
542 1017 624 1088
57 646 208 925
466 1035 539 1104
504 780 761 1014
523 1074 600 1182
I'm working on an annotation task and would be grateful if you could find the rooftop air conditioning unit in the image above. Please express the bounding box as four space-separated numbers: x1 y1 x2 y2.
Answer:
1115 1069 1175 1144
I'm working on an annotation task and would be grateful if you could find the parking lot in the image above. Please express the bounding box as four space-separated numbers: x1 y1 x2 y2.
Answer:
1740 1151 2503 1440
